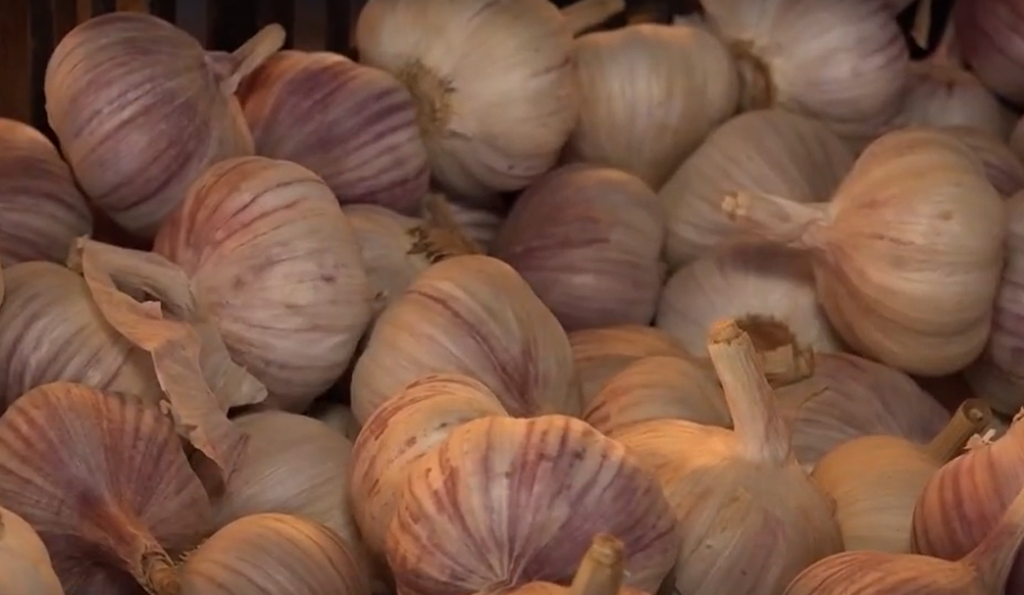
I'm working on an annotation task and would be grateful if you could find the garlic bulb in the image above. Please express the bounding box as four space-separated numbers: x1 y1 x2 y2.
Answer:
812 399 991 554
238 50 429 215
342 204 430 306
660 109 854 266
569 325 690 405
308 401 362 442
701 0 908 138
45 13 285 237
0 382 212 594
0 506 64 595
154 156 374 411
566 23 738 189
0 118 91 265
350 254 581 423
179 513 370 595
723 127 1005 375
611 320 842 595
492 164 665 331
656 244 841 355
785 481 1024 595
354 0 624 198
583 355 729 435
947 126 1024 197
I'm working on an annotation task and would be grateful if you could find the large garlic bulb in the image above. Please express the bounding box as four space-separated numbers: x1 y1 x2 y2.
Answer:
567 23 738 189
660 109 854 267
355 0 624 198
724 127 1005 375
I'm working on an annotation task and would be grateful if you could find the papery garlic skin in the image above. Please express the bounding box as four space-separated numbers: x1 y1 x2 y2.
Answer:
154 156 374 411
896 64 1014 141
0 118 92 265
0 506 65 595
661 109 854 267
656 245 841 355
355 0 579 198
567 24 738 189
342 204 430 306
946 126 1024 197
239 51 429 215
350 255 581 423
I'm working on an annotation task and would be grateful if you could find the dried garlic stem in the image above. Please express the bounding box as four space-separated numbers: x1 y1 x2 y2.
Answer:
409 193 483 261
925 398 992 461
721 191 830 250
911 0 933 49
213 24 287 94
568 534 626 595
141 550 179 595
736 315 815 387
707 319 792 464
964 482 1024 593
561 0 626 36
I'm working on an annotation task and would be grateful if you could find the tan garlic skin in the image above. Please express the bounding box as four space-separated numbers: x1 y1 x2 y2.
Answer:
568 325 689 405
0 262 159 408
661 109 854 267
342 204 430 306
947 126 1024 197
897 64 1015 141
154 156 374 411
239 50 429 215
0 118 92 265
567 23 738 190
656 245 842 355
44 13 261 237
181 513 370 595
0 383 212 594
0 506 65 595
492 164 665 332
386 415 680 595
355 0 580 198
350 255 581 423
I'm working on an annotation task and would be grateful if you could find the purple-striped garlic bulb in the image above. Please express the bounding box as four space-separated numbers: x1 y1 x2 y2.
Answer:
492 164 665 332
44 13 284 237
238 50 429 215
0 118 92 265
154 156 374 412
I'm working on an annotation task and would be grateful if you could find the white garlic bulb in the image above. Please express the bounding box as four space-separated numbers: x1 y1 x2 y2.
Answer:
660 109 854 267
567 23 738 189
896 60 1014 139
0 505 65 595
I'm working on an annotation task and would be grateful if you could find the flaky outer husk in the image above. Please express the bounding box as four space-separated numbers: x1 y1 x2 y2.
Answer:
0 383 211 595
0 118 92 265
154 156 374 412
385 415 680 595
238 50 430 215
350 255 582 424
354 0 580 198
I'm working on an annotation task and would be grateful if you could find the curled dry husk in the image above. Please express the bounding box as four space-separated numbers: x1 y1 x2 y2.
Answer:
354 0 625 198
350 373 679 595
350 254 582 423
0 382 211 594
0 505 64 594
660 109 854 267
567 23 738 189
154 156 374 411
45 13 285 237
723 127 1006 375
656 244 841 355
492 164 665 331
610 320 843 595
0 118 91 264
238 50 429 215
948 126 1024 197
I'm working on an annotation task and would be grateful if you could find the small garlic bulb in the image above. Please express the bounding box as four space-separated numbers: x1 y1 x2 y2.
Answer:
342 204 430 306
350 254 581 423
154 156 374 411
567 23 738 189
238 50 429 215
724 127 1005 375
179 513 370 595
660 109 854 267
812 399 991 554
568 325 690 405
45 13 285 237
354 0 624 198
0 118 91 265
492 164 665 331
947 126 1024 197
0 506 65 595
656 244 841 355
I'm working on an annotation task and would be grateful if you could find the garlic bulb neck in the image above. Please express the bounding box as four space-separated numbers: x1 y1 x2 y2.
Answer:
142 552 178 595
395 62 453 135
568 534 625 595
707 319 792 464
409 193 484 262
730 42 773 110
209 24 287 95
722 192 828 249
734 315 814 387
561 0 626 36
925 399 992 462
962 480 1024 593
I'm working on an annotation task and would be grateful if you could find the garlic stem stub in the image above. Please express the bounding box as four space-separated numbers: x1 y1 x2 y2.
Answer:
0 118 92 265
238 50 430 215
45 14 285 237
495 534 644 595
0 506 65 595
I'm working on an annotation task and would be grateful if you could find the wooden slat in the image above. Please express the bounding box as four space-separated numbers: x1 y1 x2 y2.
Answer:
325 0 359 55
91 0 118 14
293 0 327 50
116 0 150 11
0 0 32 123
206 0 258 49
29 1 55 135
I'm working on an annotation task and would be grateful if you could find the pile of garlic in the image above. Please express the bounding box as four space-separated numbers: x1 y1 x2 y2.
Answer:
5 1 1024 594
